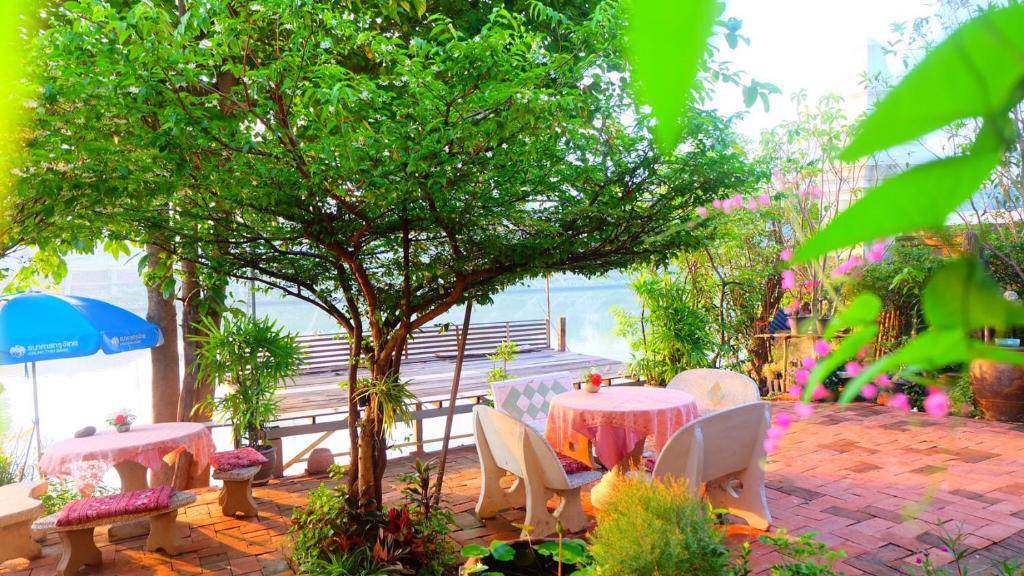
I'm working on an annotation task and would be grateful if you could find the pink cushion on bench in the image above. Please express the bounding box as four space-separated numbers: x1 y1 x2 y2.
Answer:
56 485 174 527
211 447 268 472
557 453 592 475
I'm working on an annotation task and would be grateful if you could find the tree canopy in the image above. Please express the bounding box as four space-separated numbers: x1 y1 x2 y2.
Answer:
14 0 756 504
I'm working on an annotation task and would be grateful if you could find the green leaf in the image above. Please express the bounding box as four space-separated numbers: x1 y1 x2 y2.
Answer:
841 4 1024 160
488 541 515 561
793 148 1001 262
460 544 490 559
922 257 1024 332
627 0 720 154
823 293 882 339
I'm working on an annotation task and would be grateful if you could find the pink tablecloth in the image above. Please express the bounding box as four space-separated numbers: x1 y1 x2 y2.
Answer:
546 387 699 469
39 422 216 487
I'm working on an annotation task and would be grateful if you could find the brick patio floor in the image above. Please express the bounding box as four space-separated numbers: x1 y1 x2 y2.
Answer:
3 402 1023 575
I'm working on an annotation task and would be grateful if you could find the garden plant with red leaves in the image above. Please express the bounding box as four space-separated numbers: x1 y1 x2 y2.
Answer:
290 461 456 575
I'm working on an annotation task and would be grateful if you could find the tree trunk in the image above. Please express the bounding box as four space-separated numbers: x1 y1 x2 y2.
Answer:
178 259 201 422
147 244 181 423
346 326 362 495
356 354 401 508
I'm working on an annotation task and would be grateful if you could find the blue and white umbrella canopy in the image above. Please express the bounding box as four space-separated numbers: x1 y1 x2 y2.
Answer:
0 293 162 365
0 293 163 456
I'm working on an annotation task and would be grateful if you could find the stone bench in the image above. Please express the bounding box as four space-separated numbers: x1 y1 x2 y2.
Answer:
32 491 195 576
0 480 47 562
213 465 260 518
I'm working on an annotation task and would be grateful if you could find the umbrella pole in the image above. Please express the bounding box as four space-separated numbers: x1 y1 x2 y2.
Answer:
31 362 42 460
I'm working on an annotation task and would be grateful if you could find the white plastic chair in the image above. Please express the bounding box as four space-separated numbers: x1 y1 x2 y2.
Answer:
650 401 772 530
489 371 593 466
489 371 576 432
473 405 603 538
666 368 760 414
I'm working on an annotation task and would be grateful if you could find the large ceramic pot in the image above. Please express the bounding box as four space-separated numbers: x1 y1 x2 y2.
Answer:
252 444 277 485
970 348 1024 422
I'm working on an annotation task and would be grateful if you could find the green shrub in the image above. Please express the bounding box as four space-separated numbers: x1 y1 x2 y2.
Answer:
40 479 113 515
290 461 456 576
757 531 845 576
589 476 729 576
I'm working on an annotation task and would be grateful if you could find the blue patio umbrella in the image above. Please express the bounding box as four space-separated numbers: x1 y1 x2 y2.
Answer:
0 293 163 456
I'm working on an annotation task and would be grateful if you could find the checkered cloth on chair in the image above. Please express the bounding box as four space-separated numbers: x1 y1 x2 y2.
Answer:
490 371 576 431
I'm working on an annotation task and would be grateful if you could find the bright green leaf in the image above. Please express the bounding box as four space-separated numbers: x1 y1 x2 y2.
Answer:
841 4 1024 160
794 148 1001 262
921 257 1024 332
460 544 490 559
626 0 719 154
488 541 515 561
823 293 882 339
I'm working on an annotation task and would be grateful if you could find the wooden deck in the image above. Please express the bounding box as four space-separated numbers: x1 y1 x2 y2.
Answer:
276 348 628 419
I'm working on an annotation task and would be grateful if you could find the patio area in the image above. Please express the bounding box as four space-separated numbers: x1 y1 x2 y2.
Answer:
2 402 1022 575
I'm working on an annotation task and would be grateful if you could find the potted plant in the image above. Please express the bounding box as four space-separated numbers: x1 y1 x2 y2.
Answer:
193 313 304 484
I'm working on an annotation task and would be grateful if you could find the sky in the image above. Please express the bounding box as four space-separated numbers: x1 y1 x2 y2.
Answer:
713 0 933 140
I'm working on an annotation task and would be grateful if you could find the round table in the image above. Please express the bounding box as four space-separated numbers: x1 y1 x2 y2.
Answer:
40 422 216 491
545 387 699 508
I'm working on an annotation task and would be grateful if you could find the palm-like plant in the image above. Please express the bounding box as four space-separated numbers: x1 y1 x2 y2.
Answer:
192 314 304 447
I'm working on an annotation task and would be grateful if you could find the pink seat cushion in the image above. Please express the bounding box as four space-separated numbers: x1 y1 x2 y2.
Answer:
211 447 268 472
56 485 174 527
556 453 591 475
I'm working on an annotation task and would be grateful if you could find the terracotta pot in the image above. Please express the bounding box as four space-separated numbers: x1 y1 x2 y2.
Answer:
970 350 1024 422
252 444 277 485
306 447 335 475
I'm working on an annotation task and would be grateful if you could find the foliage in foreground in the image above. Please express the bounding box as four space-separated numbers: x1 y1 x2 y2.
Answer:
290 461 456 576
462 477 846 576
588 476 729 575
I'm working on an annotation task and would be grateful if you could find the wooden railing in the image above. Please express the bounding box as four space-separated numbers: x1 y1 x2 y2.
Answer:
295 318 555 376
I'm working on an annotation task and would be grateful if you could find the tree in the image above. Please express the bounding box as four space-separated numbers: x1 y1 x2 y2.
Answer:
20 0 753 507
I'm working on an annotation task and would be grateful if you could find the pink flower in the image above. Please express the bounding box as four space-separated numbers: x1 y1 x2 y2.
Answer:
794 369 809 386
712 198 723 209
856 346 870 360
860 383 878 400
696 206 708 218
888 393 910 412
923 389 950 418
812 384 829 401
772 170 785 188
781 269 796 290
789 385 803 398
795 402 814 418
766 426 785 441
775 413 793 430
813 340 831 357
875 374 892 388
801 356 816 370
731 193 743 207
758 194 772 207
746 198 759 211
763 438 778 455
867 240 886 263
844 361 863 377
780 248 793 262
